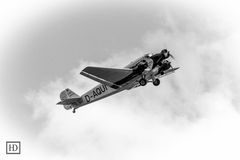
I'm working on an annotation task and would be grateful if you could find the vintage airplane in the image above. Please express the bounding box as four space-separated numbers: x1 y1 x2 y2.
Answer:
57 49 179 113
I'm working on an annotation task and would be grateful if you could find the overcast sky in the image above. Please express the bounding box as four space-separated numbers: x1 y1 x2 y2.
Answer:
1 0 240 159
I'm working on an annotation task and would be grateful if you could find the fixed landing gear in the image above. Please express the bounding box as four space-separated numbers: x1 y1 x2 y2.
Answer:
139 78 147 86
73 108 76 113
153 78 160 86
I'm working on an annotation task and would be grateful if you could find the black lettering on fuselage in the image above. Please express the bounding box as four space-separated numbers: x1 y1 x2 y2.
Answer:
92 85 108 99
85 85 109 103
103 85 108 91
85 95 90 102
93 90 98 98
96 88 101 95
100 85 105 92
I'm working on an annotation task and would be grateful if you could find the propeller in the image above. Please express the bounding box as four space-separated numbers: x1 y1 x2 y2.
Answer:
168 51 175 60
153 50 175 66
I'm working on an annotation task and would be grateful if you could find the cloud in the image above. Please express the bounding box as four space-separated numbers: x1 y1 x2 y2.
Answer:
16 1 240 160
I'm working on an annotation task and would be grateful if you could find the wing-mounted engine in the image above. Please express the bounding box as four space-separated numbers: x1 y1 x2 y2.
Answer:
141 60 172 78
157 60 172 75
150 49 175 68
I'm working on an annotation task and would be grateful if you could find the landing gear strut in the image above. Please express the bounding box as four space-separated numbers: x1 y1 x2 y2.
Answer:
73 108 76 113
153 78 160 86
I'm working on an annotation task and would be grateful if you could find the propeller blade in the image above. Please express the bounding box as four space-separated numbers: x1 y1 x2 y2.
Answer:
169 53 175 60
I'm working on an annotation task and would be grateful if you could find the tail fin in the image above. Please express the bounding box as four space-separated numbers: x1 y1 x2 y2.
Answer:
59 88 80 110
60 88 80 100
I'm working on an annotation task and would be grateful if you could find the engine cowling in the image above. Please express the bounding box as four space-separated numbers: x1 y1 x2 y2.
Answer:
158 60 171 74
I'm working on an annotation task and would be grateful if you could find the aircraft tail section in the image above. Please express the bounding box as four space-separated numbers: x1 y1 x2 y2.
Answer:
60 88 80 100
58 88 83 110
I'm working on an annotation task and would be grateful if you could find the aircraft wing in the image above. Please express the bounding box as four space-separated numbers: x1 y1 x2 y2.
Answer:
80 66 136 89
157 67 179 78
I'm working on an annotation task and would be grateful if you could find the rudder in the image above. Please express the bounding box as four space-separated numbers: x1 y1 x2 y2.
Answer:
60 88 80 100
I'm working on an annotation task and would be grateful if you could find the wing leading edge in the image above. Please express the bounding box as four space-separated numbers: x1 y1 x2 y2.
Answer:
80 66 135 89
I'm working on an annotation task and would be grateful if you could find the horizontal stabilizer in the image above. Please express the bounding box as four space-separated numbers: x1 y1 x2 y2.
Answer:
57 97 83 105
80 66 134 89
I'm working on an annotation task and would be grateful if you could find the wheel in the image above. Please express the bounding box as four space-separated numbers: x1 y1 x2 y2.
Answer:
153 79 160 86
73 109 76 113
139 78 147 86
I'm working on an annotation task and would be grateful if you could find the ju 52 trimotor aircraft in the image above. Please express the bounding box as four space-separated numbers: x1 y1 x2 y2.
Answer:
57 49 179 113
